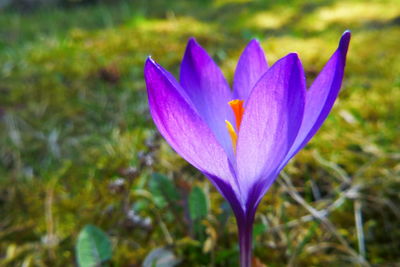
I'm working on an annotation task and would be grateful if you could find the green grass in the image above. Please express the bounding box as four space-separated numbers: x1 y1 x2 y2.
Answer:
1 0 399 265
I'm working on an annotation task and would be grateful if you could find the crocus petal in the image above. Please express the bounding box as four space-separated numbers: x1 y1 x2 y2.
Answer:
180 38 235 159
233 39 268 101
282 31 351 165
144 58 239 194
236 53 306 205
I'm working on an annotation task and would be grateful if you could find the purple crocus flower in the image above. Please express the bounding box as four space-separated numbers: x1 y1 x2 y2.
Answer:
144 31 351 266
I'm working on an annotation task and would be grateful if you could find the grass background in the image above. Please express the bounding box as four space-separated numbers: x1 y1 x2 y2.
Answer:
0 0 399 266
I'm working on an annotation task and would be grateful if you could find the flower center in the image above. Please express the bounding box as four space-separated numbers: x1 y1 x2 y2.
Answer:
225 99 244 154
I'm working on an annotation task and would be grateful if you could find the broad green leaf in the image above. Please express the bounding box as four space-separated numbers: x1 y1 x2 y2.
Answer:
142 247 180 267
252 222 267 238
76 224 112 267
189 186 208 221
149 173 180 208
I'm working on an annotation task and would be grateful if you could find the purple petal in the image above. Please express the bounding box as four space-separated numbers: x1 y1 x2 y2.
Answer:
282 31 351 165
233 39 268 101
236 53 306 204
180 38 235 159
144 58 239 194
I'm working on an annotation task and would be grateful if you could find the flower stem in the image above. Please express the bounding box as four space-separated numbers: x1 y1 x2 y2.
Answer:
238 219 253 267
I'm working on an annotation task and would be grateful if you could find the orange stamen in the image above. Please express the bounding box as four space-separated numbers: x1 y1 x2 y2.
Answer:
228 99 245 130
225 120 237 153
225 99 245 154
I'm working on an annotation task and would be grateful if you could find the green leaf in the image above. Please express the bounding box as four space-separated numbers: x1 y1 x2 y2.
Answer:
142 247 180 267
76 224 112 267
189 186 208 221
252 222 267 238
149 173 180 208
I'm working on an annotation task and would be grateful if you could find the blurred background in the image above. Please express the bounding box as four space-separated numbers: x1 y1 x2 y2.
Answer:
0 0 399 266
